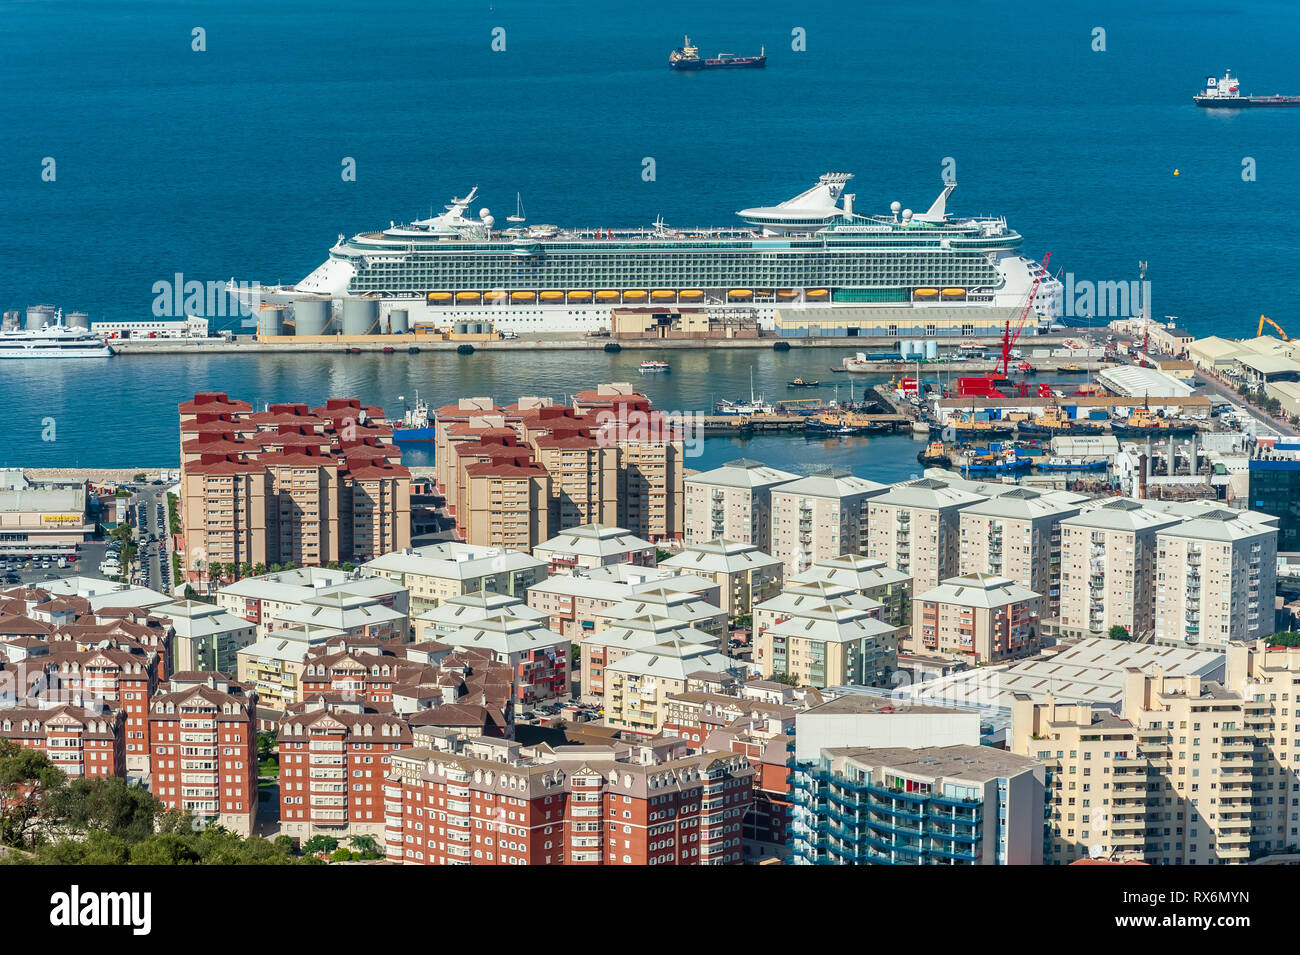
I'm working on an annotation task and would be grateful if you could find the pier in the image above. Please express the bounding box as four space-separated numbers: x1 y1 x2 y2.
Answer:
699 412 909 435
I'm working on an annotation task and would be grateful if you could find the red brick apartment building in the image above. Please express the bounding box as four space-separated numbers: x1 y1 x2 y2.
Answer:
0 705 126 778
384 737 753 865
148 672 258 835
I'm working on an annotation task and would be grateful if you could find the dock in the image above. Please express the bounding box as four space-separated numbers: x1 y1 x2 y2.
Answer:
700 412 909 435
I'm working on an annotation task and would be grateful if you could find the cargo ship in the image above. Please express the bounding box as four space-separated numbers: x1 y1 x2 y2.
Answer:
669 36 765 71
234 172 1060 337
1195 70 1300 108
1016 406 1104 437
390 393 436 443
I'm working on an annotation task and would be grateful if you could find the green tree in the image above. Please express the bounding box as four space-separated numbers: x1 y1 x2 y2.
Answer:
1268 632 1300 647
273 834 296 854
239 562 253 580
128 834 201 865
45 776 160 842
302 834 338 855
253 562 267 576
349 834 381 858
1107 625 1131 641
330 847 354 862
0 740 65 850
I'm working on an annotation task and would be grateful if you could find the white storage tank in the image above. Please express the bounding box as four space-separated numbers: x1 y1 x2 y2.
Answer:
341 297 379 336
900 340 913 358
387 309 409 334
257 305 284 337
66 311 90 330
925 340 938 360
293 298 332 336
26 304 56 330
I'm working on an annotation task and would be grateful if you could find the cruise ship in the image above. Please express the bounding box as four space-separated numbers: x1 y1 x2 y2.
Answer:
241 173 1062 336
0 310 113 359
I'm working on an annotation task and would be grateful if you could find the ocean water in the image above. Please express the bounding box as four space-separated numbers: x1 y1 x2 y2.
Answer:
2 0 1298 467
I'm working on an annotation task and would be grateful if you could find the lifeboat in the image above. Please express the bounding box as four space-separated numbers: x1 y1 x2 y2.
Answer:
651 290 676 300
728 289 753 299
568 291 592 301
539 290 564 301
680 289 703 299
941 287 965 298
755 289 773 296
806 289 829 299
624 290 647 300
455 291 481 302
483 290 507 303
428 291 453 304
776 289 799 299
596 290 620 300
914 288 939 298
511 290 535 301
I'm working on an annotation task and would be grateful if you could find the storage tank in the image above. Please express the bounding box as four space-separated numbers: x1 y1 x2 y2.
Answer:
925 340 938 360
257 305 284 337
293 298 331 336
387 309 409 334
454 322 469 335
26 305 56 330
66 311 90 330
900 340 913 359
341 297 379 336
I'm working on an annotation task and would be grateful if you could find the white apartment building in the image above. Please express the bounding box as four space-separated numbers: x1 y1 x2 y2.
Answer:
1153 507 1278 649
957 487 1080 620
769 468 887 574
1057 499 1180 639
683 458 796 551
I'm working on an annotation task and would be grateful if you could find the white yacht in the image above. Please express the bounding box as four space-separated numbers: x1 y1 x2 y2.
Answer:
0 310 113 359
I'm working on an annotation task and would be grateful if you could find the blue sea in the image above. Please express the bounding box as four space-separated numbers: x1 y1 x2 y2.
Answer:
1 0 1298 468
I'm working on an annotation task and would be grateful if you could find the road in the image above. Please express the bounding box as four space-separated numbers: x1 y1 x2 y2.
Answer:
130 486 173 595
1193 371 1296 436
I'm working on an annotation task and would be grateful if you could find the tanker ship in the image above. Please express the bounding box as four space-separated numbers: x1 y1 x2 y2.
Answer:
1194 69 1300 108
669 36 766 71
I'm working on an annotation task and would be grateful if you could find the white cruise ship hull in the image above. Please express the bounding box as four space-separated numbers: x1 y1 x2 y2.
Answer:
0 343 113 359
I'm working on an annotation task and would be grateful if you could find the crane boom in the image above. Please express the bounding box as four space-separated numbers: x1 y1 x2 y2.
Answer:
996 253 1052 378
1258 314 1290 341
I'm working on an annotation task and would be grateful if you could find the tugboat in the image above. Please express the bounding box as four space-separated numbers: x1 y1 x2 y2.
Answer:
1017 406 1105 437
787 377 821 388
957 446 1032 476
1054 362 1084 374
669 35 766 71
948 413 1016 439
916 441 951 468
1195 69 1300 108
1110 406 1198 438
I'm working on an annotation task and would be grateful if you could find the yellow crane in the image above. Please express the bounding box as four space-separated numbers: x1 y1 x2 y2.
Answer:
1258 314 1290 341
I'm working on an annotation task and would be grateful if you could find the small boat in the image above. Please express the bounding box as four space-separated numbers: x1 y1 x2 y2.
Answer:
788 377 821 388
916 441 951 468
1055 363 1085 374
958 447 1033 475
949 415 1016 439
344 347 362 354
717 397 775 415
639 360 670 373
382 346 395 354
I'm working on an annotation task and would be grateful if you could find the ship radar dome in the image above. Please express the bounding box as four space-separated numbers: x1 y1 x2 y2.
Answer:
902 208 913 221
481 214 495 230
479 207 491 220
890 201 901 214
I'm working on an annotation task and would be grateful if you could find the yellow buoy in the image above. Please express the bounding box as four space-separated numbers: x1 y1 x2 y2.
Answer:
1174 169 1180 176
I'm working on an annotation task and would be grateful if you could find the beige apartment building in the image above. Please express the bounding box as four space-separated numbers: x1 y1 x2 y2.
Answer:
612 432 684 543
755 599 898 689
1057 499 1180 639
526 566 722 641
769 468 886 574
579 617 721 699
683 458 796 551
865 478 983 600
1015 640 1300 865
912 573 1040 663
958 487 1079 620
530 434 620 529
603 639 738 735
461 460 552 551
659 538 784 619
1153 508 1278 650
362 543 548 616
789 554 913 631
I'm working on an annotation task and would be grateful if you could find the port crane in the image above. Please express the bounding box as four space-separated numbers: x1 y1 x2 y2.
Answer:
973 253 1051 398
1258 314 1291 341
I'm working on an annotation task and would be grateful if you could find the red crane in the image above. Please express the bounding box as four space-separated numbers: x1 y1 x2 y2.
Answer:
994 252 1052 380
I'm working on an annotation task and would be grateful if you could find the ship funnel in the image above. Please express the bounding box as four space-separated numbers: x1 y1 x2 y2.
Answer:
915 182 957 224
